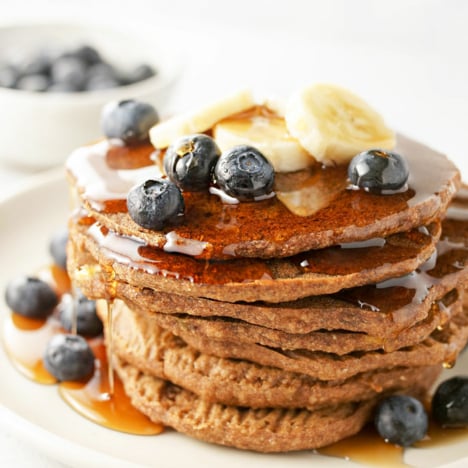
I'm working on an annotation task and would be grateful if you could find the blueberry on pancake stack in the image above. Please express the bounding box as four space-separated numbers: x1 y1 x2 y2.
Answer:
66 85 468 452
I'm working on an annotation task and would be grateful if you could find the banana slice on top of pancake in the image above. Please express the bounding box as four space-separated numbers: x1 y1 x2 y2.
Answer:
150 84 395 172
149 89 255 149
285 83 395 166
213 107 314 173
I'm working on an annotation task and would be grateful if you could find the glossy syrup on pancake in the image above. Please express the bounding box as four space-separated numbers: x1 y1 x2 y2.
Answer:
81 220 438 285
70 209 466 313
338 209 468 332
66 126 460 260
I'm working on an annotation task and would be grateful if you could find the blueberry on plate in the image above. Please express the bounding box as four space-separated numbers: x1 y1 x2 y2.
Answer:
101 99 159 143
127 179 185 230
5 276 58 319
49 228 68 269
214 145 275 200
348 149 409 193
164 134 221 191
43 334 95 381
374 395 428 446
59 291 103 337
432 376 468 427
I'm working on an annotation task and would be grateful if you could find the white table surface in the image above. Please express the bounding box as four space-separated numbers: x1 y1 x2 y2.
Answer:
0 0 467 466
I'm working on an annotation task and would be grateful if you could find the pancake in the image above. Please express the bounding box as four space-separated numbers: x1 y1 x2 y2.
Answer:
102 299 442 410
123 290 460 355
115 357 416 452
109 297 468 381
68 219 460 304
67 134 460 260
70 215 468 338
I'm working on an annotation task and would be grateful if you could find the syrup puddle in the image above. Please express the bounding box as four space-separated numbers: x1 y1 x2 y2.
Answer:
319 425 405 467
3 313 58 384
417 421 468 448
59 338 162 435
320 421 468 467
2 264 162 436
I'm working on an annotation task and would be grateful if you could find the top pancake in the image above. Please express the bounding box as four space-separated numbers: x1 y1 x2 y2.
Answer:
67 134 460 260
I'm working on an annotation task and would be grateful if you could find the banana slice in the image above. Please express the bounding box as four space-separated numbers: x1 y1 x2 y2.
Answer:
285 83 395 165
149 89 255 149
214 107 314 172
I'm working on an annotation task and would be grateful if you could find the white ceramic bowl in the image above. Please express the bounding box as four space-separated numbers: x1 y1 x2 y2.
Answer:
0 23 182 169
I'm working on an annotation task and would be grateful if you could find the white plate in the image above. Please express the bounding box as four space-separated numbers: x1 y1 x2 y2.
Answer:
0 169 467 468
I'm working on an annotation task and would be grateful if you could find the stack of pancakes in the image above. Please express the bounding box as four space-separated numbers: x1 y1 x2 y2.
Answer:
67 134 468 452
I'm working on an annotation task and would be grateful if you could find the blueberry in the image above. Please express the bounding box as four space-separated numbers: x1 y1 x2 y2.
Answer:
43 334 95 381
19 51 52 76
164 134 221 191
50 56 87 91
348 149 409 193
127 179 185 230
15 74 50 92
85 76 120 91
101 99 159 143
59 291 103 337
49 228 68 269
374 395 428 446
123 64 156 84
214 145 275 200
0 65 18 88
85 62 119 83
432 376 468 427
5 276 58 319
71 45 102 66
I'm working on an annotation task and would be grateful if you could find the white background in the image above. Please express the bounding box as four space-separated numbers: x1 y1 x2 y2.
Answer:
0 0 467 466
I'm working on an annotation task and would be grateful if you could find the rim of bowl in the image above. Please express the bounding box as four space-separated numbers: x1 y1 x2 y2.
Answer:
0 21 183 103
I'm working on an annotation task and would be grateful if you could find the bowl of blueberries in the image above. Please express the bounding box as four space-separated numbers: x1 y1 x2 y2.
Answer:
0 23 181 169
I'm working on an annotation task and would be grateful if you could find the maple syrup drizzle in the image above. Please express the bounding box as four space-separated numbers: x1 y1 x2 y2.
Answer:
106 300 115 398
69 288 78 336
85 217 441 288
100 262 118 397
87 222 274 284
337 215 468 327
